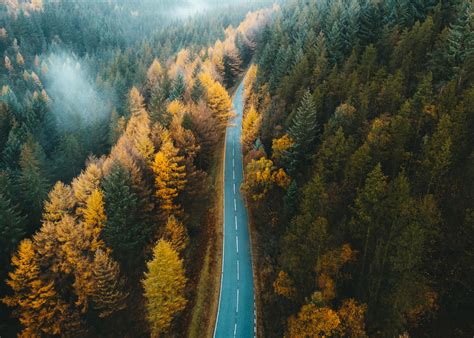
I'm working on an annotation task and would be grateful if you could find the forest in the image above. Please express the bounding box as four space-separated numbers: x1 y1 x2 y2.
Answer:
0 0 473 337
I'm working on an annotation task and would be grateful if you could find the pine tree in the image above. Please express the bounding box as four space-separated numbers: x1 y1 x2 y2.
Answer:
142 240 187 337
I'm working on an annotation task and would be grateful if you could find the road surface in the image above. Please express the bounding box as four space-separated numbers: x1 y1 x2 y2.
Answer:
214 81 256 338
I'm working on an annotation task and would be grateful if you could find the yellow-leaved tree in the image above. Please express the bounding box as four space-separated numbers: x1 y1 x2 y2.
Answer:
242 157 290 201
152 131 186 215
199 72 234 131
2 239 69 337
143 240 187 337
163 215 189 254
241 105 261 154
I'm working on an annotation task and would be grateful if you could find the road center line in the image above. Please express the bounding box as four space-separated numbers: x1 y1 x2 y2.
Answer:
233 183 236 194
236 288 239 313
234 215 238 230
237 260 240 281
236 236 239 253
234 198 237 211
233 158 235 167
233 170 235 180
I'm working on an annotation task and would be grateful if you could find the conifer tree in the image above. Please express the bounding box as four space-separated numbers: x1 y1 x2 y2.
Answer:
142 240 187 337
287 90 320 174
43 181 76 223
241 105 261 154
170 73 186 101
3 239 70 336
89 249 128 318
102 163 148 266
163 215 189 254
152 131 186 215
18 136 50 222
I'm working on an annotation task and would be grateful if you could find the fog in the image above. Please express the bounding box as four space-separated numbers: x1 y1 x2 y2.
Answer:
45 53 111 130
174 0 210 18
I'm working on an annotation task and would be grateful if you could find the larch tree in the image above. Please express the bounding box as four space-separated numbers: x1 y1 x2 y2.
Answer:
147 58 163 89
72 163 102 216
89 249 128 318
83 189 107 250
3 239 69 337
199 72 235 131
152 131 186 215
163 215 189 254
241 105 261 154
142 240 187 337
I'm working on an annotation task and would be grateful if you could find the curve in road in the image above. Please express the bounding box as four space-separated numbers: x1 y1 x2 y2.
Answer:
214 81 256 338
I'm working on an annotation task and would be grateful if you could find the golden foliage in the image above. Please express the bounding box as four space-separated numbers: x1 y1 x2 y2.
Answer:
143 240 187 337
287 304 341 338
242 157 290 201
241 105 261 154
163 215 189 254
337 299 367 338
83 189 107 250
199 72 234 130
272 134 294 160
147 58 163 87
72 163 102 216
3 240 69 336
43 181 75 223
152 132 186 214
273 271 296 299
167 100 186 117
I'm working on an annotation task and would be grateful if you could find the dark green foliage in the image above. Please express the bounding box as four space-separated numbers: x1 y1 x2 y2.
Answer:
170 73 186 101
286 91 320 175
191 78 204 103
249 0 474 336
101 163 151 268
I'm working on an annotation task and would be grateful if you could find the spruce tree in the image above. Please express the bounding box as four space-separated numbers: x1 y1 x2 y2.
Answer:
287 90 320 174
101 163 149 267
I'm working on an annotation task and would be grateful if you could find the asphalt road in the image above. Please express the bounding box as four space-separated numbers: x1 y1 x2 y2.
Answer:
214 81 256 338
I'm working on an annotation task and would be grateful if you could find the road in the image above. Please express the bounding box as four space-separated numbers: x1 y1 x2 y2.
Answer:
214 81 256 338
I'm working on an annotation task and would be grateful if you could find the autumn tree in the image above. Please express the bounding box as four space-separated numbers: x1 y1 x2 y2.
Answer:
143 240 187 337
3 239 70 336
163 215 189 254
200 72 235 131
242 157 290 201
89 249 128 318
241 105 261 154
152 131 186 215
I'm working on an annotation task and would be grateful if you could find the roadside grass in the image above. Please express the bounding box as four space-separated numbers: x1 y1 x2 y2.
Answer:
187 137 225 338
